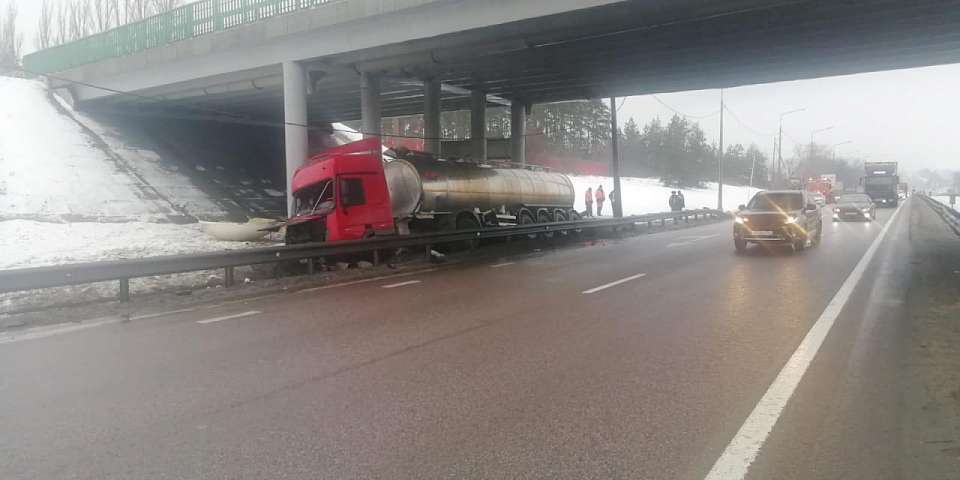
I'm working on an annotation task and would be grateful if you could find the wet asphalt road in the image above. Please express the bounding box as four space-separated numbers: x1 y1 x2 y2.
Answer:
0 202 926 479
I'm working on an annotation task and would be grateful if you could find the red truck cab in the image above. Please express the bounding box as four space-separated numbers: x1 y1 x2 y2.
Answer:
286 138 395 243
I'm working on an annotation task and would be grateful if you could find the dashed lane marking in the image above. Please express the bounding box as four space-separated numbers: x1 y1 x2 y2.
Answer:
381 280 422 289
196 310 262 325
581 273 647 294
490 262 516 268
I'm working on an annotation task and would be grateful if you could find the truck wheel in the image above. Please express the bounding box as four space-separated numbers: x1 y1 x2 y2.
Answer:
538 211 555 238
553 210 568 235
518 211 538 239
456 215 481 250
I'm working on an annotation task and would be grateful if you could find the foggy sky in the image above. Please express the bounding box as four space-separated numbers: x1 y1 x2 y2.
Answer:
10 0 960 173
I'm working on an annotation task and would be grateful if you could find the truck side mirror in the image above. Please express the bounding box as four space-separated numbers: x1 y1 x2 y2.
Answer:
738 204 746 211
806 203 818 211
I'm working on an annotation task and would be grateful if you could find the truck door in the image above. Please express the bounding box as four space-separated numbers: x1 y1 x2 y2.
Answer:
336 174 391 240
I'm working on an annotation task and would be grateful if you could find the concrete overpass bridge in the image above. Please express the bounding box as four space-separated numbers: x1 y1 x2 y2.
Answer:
24 0 960 213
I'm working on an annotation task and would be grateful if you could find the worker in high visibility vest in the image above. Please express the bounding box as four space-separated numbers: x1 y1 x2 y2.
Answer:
595 185 606 216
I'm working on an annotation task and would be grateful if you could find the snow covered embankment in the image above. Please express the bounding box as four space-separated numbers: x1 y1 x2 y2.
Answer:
569 175 760 216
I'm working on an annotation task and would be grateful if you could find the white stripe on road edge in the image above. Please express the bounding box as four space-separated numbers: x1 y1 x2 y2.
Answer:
0 317 121 345
196 310 262 325
382 280 422 289
490 262 516 268
704 202 904 480
299 269 438 293
582 273 647 294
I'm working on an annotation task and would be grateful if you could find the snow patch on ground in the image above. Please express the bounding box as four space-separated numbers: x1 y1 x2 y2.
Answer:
0 78 177 221
932 195 958 212
55 93 227 219
570 175 761 216
0 220 264 270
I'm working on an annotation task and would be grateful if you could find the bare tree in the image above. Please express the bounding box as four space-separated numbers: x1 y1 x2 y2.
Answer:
36 0 56 50
151 0 182 13
90 0 114 33
54 1 70 46
124 0 152 23
0 1 24 68
68 0 92 41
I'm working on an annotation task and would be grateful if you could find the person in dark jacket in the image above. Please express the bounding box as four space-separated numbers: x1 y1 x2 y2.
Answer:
584 187 594 217
595 185 606 216
669 191 680 212
677 190 686 210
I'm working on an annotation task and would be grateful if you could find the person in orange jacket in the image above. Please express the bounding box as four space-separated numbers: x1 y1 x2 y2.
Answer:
595 185 606 216
584 187 594 217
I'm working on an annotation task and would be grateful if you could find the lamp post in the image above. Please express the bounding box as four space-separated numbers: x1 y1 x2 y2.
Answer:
777 108 805 187
831 140 852 161
808 125 834 170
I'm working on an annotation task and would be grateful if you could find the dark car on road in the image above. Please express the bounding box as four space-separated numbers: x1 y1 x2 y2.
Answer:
734 190 823 253
832 193 876 222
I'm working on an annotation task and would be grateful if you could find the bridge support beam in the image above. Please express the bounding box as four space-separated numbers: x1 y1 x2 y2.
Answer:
610 96 623 218
283 61 309 217
471 89 487 161
511 100 527 166
361 72 382 140
423 78 441 155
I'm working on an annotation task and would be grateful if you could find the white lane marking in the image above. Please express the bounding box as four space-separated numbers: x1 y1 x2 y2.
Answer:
196 310 262 325
131 307 197 320
381 280 422 289
299 269 437 293
582 273 647 294
0 317 121 345
490 262 516 268
704 202 904 480
667 234 721 248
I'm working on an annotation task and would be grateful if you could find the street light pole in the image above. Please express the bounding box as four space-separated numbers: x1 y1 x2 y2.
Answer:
808 126 834 178
777 108 805 187
718 89 724 210
831 140 852 161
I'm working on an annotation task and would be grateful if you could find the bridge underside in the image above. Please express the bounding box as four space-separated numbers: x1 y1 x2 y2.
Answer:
82 0 960 124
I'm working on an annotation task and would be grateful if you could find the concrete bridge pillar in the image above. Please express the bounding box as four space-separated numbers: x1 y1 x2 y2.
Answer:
283 61 309 217
510 100 527 166
361 72 382 140
471 89 487 161
423 78 442 155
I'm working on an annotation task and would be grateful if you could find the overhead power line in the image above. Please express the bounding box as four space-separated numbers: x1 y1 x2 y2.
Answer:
721 102 775 139
650 95 719 120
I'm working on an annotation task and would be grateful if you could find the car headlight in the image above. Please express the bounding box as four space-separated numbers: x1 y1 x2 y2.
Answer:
862 208 871 212
735 216 747 224
784 216 799 224
833 207 840 213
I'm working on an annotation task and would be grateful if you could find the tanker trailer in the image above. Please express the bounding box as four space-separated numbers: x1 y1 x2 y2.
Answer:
285 138 578 244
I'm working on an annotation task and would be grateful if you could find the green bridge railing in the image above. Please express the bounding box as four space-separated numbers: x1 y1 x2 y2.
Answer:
23 0 341 74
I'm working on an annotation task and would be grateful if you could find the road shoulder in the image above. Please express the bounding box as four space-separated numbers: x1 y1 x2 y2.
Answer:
900 198 960 478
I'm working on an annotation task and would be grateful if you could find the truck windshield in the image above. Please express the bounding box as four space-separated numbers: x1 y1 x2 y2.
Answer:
295 180 334 216
748 193 803 211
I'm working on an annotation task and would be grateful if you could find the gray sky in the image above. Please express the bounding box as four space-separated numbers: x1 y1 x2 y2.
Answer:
9 0 960 173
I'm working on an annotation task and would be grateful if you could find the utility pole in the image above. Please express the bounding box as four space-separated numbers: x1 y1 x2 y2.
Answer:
777 108 805 188
718 89 724 210
610 96 623 218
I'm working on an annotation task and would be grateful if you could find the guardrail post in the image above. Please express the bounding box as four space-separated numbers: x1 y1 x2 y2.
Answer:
119 278 130 303
373 249 380 266
224 266 235 287
306 258 315 275
425 244 432 260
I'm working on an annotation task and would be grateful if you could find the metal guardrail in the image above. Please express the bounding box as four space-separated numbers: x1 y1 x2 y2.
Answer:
0 210 724 301
921 195 960 236
23 0 343 74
